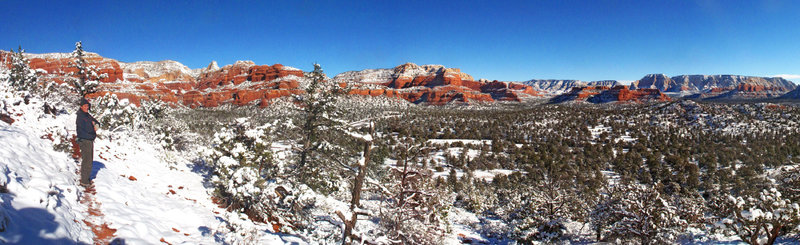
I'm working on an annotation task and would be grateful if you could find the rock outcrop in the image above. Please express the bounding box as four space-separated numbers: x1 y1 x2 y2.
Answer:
5 52 306 108
10 50 792 106
105 61 305 108
587 86 671 103
630 74 681 92
523 79 619 94
631 74 797 98
335 63 541 104
9 51 537 107
26 52 124 83
779 87 800 100
550 85 670 104
122 60 195 83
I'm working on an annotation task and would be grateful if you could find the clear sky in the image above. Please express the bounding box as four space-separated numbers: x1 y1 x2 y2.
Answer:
2 0 798 83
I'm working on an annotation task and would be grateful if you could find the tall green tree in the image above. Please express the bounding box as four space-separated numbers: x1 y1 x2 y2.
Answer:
8 46 38 91
294 63 347 193
69 41 105 97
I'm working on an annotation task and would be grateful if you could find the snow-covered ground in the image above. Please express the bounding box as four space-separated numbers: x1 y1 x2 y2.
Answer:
428 139 492 146
0 123 93 243
0 85 301 243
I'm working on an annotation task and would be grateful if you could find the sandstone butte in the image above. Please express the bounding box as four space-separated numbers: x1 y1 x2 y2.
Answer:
552 85 671 103
2 52 543 107
343 63 541 105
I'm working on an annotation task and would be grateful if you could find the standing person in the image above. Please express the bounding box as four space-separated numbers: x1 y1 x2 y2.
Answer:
76 98 99 187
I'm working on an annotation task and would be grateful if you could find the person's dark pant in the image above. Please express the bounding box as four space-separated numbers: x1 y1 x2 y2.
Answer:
78 138 93 185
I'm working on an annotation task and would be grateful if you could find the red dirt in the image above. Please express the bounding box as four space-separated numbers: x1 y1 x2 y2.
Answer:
160 237 172 244
80 185 117 244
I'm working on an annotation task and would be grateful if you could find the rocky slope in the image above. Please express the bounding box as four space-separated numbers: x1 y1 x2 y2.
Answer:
778 86 800 100
522 79 619 94
550 85 670 104
5 50 794 106
334 63 541 104
5 51 307 107
4 51 543 106
631 74 797 97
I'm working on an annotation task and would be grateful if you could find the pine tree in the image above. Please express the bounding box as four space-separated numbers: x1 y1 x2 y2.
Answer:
294 63 348 193
69 41 105 97
377 137 452 244
8 46 38 91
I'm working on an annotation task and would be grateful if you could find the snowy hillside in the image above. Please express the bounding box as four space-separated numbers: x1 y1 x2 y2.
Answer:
522 79 619 94
0 75 301 244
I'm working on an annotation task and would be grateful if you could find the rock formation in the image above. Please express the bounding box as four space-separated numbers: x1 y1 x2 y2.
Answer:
5 52 306 108
334 63 541 104
631 74 797 97
550 85 670 104
5 51 542 107
523 79 619 94
778 86 800 100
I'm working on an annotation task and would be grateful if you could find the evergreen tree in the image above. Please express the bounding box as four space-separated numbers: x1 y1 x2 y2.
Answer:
294 63 348 193
8 46 38 91
69 41 105 97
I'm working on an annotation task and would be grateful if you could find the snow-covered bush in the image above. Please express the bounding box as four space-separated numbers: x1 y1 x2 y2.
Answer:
778 166 800 204
209 121 274 206
45 125 76 156
136 100 177 149
456 172 496 214
591 183 688 244
712 188 800 245
504 178 590 243
376 139 453 244
152 125 178 150
135 99 167 124
92 94 136 131
207 120 315 232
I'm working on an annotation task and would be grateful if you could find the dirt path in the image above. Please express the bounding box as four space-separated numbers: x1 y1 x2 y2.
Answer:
80 185 117 244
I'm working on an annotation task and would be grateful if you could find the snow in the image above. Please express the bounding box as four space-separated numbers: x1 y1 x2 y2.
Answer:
0 81 298 243
0 124 93 243
472 169 514 181
120 60 193 80
447 207 489 244
428 139 492 146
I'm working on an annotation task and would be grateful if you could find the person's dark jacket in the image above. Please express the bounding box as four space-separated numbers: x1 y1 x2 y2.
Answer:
76 110 99 140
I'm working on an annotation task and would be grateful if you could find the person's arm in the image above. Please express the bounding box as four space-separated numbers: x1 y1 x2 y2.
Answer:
89 115 100 130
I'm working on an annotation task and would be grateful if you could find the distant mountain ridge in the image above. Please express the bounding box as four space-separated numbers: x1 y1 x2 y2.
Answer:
3 50 799 106
522 79 619 94
549 85 670 104
631 74 796 93
779 86 800 100
333 63 541 104
1 51 541 106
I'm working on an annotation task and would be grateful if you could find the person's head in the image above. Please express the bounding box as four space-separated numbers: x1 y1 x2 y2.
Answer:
79 98 91 113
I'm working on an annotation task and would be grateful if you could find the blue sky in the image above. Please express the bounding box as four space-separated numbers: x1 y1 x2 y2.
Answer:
2 0 798 83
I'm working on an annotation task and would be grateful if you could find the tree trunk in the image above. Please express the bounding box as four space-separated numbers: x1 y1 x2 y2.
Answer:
342 124 373 245
766 223 782 245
